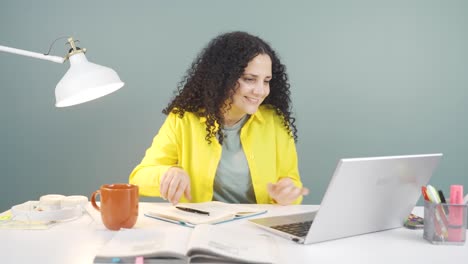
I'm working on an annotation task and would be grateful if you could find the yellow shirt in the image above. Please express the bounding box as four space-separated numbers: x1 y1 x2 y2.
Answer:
129 105 304 204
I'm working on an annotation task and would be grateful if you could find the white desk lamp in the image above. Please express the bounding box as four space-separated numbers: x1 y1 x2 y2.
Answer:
0 37 124 107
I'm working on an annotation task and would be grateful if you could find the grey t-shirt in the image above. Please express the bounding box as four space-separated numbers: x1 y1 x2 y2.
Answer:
213 115 256 203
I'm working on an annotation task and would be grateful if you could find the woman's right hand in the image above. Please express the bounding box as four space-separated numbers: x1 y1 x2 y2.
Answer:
160 166 192 205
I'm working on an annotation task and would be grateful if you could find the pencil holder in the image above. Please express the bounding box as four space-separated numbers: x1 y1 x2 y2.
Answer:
423 200 467 245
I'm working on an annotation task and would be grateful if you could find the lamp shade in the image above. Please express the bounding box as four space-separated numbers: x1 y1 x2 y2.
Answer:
55 53 124 107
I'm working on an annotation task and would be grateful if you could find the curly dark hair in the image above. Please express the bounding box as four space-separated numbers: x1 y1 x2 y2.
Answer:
163 31 297 144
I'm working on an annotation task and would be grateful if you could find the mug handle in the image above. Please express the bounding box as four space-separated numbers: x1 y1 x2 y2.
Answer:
91 190 101 211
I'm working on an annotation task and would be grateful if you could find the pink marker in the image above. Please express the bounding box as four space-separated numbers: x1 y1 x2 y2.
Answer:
135 256 144 264
448 185 464 242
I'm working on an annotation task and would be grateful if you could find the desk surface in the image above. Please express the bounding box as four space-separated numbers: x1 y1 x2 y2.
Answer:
1 203 467 264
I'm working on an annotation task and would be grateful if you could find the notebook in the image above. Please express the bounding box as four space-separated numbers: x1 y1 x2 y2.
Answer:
249 153 443 244
144 201 267 227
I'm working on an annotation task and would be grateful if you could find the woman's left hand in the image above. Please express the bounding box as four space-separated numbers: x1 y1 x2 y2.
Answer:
267 177 309 205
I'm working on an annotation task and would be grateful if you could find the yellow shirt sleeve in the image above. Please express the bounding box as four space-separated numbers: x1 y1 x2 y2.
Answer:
129 113 179 197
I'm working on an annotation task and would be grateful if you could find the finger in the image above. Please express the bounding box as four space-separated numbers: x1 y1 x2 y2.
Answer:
167 176 181 203
282 187 309 204
276 184 297 200
276 178 308 197
172 180 189 205
171 188 184 205
184 183 192 201
276 178 293 187
270 184 293 204
279 187 302 205
267 183 276 197
160 172 174 200
289 187 304 200
159 175 167 200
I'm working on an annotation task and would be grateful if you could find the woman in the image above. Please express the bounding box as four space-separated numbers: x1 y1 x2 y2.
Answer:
129 31 308 205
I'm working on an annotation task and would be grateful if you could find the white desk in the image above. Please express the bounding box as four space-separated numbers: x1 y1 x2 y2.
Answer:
1 203 467 264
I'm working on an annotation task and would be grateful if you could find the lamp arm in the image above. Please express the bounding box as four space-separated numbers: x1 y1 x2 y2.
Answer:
0 45 65 64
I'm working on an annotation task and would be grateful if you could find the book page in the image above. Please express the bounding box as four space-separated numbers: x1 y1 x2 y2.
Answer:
94 227 190 262
145 202 266 226
187 224 276 264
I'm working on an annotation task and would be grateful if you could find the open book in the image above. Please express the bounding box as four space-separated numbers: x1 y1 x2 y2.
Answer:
144 201 267 227
94 224 276 264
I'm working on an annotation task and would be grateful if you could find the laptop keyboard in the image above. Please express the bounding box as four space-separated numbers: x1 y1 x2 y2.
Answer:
271 221 313 238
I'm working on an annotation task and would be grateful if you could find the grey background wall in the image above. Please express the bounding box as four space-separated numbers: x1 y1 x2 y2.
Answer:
1 0 467 212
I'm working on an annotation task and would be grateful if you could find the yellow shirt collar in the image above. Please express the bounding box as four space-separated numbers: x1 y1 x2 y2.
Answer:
198 106 267 124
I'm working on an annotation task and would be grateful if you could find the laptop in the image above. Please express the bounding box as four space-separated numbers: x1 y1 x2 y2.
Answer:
249 153 442 244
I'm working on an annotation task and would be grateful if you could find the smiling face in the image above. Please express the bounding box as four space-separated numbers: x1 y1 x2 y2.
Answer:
223 53 272 126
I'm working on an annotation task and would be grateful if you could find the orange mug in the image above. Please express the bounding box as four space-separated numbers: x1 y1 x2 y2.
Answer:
90 183 139 230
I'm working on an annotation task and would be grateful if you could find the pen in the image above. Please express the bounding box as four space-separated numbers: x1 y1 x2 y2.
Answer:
421 186 430 201
426 185 449 239
426 185 441 203
437 190 449 216
176 206 210 215
438 190 447 204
